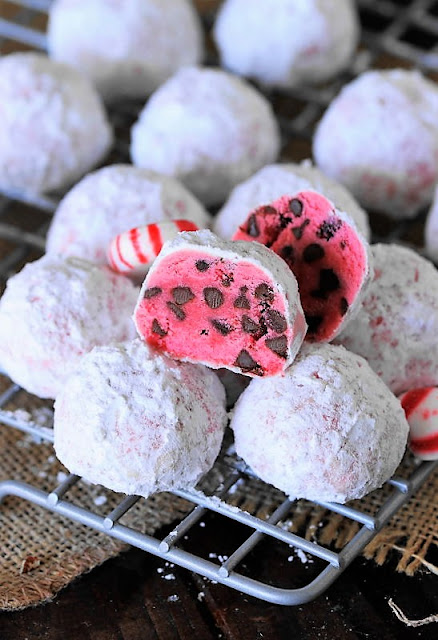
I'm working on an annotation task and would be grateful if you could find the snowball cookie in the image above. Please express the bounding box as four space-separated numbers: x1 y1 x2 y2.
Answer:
336 244 438 395
313 69 438 219
214 161 370 241
424 184 438 262
54 339 227 497
130 67 281 206
46 165 211 264
231 343 409 503
0 255 138 399
47 0 203 102
214 0 359 89
0 52 112 195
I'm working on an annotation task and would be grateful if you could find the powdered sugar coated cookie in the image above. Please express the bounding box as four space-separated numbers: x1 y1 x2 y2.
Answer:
0 255 138 399
130 67 280 206
0 52 112 195
231 343 408 503
47 0 203 101
54 339 227 497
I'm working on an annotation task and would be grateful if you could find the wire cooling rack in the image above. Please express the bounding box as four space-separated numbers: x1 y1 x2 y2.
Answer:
0 0 437 606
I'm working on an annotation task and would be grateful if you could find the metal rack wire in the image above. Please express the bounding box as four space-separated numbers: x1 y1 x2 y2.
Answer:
0 0 437 606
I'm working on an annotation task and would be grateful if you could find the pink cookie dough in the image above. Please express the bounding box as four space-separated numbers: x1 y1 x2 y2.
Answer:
233 191 370 342
213 162 370 240
336 244 438 395
313 69 438 218
231 343 409 503
54 339 227 497
399 387 438 460
47 0 203 101
46 165 211 264
0 52 112 195
214 0 359 89
130 66 280 206
134 230 307 377
0 255 138 399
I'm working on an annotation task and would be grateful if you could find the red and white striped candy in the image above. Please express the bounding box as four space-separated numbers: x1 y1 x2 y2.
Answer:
399 387 438 460
108 220 199 279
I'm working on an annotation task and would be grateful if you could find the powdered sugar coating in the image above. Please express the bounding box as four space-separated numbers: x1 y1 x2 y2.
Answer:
47 0 203 101
313 69 438 218
231 343 408 503
336 244 438 395
0 52 112 195
46 165 211 264
130 67 280 206
0 255 138 399
214 0 359 89
424 184 438 262
134 230 307 376
54 339 227 497
213 162 370 240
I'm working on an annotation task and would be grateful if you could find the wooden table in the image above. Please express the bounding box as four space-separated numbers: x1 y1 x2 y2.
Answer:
0 512 437 640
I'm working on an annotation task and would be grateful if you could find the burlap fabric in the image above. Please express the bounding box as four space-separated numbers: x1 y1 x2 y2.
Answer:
0 379 436 611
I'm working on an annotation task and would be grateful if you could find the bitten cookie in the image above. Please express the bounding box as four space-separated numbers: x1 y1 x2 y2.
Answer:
0 256 138 399
336 244 438 395
54 339 227 497
46 165 211 264
313 69 438 218
47 0 203 101
214 0 359 89
134 230 307 377
0 52 112 195
231 343 409 503
233 191 370 342
213 162 370 240
130 67 280 205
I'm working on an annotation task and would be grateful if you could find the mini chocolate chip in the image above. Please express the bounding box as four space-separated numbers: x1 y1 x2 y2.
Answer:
265 336 288 359
281 245 295 265
196 260 210 272
306 315 323 333
240 286 248 293
340 240 346 250
234 349 263 375
234 293 251 309
292 219 310 240
203 287 224 309
289 199 303 216
257 205 277 216
340 297 349 316
316 217 342 241
241 315 266 338
247 213 260 237
255 283 274 302
319 268 340 292
172 286 195 305
152 319 167 336
144 287 162 299
266 309 287 333
303 243 325 263
211 319 233 336
166 301 186 320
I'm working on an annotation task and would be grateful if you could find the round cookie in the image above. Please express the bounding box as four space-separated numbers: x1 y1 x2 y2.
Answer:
213 162 370 240
214 0 359 89
313 69 438 218
232 191 370 342
0 255 138 399
130 66 280 206
46 165 211 264
0 52 112 195
231 343 409 504
336 244 438 395
47 0 203 101
54 339 227 497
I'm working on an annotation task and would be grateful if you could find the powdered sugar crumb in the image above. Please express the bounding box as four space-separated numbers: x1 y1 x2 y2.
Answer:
93 495 107 506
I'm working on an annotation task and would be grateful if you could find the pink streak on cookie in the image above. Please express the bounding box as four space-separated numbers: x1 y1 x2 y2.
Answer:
232 191 368 342
399 386 438 460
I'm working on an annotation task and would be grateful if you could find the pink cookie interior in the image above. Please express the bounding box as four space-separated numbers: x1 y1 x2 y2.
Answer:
135 250 298 376
233 191 367 341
